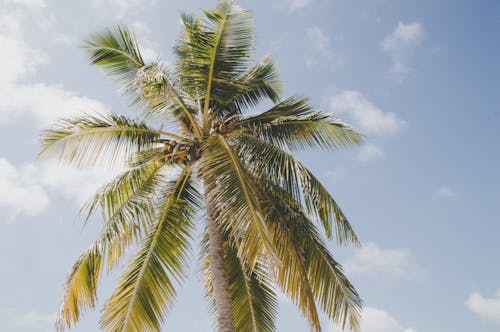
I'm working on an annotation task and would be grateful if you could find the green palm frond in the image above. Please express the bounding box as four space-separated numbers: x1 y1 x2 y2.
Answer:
81 161 166 269
55 162 164 331
132 63 203 139
234 96 363 151
55 244 103 332
213 56 282 118
260 183 362 332
232 133 359 245
86 26 203 140
175 0 254 130
100 166 201 331
202 134 278 268
201 233 278 332
39 113 180 167
85 24 144 82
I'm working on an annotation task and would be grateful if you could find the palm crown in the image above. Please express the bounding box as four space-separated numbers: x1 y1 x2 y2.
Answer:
40 1 364 331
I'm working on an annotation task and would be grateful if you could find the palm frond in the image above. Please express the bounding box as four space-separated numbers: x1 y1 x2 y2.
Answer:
213 56 282 118
234 96 362 151
201 134 278 269
85 25 203 139
232 133 359 245
55 244 102 332
81 161 166 269
100 166 201 331
260 182 362 332
39 113 173 168
201 233 278 332
55 162 164 331
175 0 254 130
85 24 144 82
132 63 203 140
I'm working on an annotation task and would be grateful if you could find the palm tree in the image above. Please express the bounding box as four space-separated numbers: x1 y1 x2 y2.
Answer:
40 1 364 331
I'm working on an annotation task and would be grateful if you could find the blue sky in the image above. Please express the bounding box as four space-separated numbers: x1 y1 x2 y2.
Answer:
0 0 499 331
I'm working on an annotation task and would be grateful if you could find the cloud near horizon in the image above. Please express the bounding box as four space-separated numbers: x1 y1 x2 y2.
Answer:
343 242 427 281
0 158 118 219
330 306 416 332
465 289 500 324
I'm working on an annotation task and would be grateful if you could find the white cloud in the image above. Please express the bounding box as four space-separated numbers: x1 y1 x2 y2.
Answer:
0 34 48 85
0 158 49 217
131 20 162 63
0 158 119 220
0 27 108 127
465 289 500 324
1 0 46 9
381 22 424 80
11 310 56 330
0 308 56 332
433 186 457 198
92 0 157 18
305 26 345 69
381 22 424 52
28 162 118 206
329 90 404 136
358 143 385 162
343 242 426 281
330 307 416 332
285 0 313 11
324 166 347 182
0 82 108 126
307 26 331 58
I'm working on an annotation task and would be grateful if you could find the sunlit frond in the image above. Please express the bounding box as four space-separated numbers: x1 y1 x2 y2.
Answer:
55 244 103 332
202 134 277 268
234 96 363 151
39 113 170 168
85 24 144 82
175 0 255 130
81 161 167 269
100 166 201 331
55 162 164 331
260 182 362 332
213 56 282 118
85 25 203 139
232 133 359 245
132 62 203 139
201 233 278 332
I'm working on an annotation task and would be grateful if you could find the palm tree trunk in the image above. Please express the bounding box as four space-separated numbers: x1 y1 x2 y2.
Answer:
204 184 236 332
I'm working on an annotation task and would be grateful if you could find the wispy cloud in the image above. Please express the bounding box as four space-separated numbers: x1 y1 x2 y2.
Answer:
433 185 457 199
465 289 500 324
1 0 47 9
131 20 163 63
343 242 427 281
0 158 50 218
381 21 424 80
91 0 157 18
358 143 385 162
330 306 416 332
329 90 404 136
0 158 119 220
0 5 107 127
284 0 313 12
324 166 348 182
305 26 345 69
11 310 56 330
0 308 56 332
307 26 331 57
